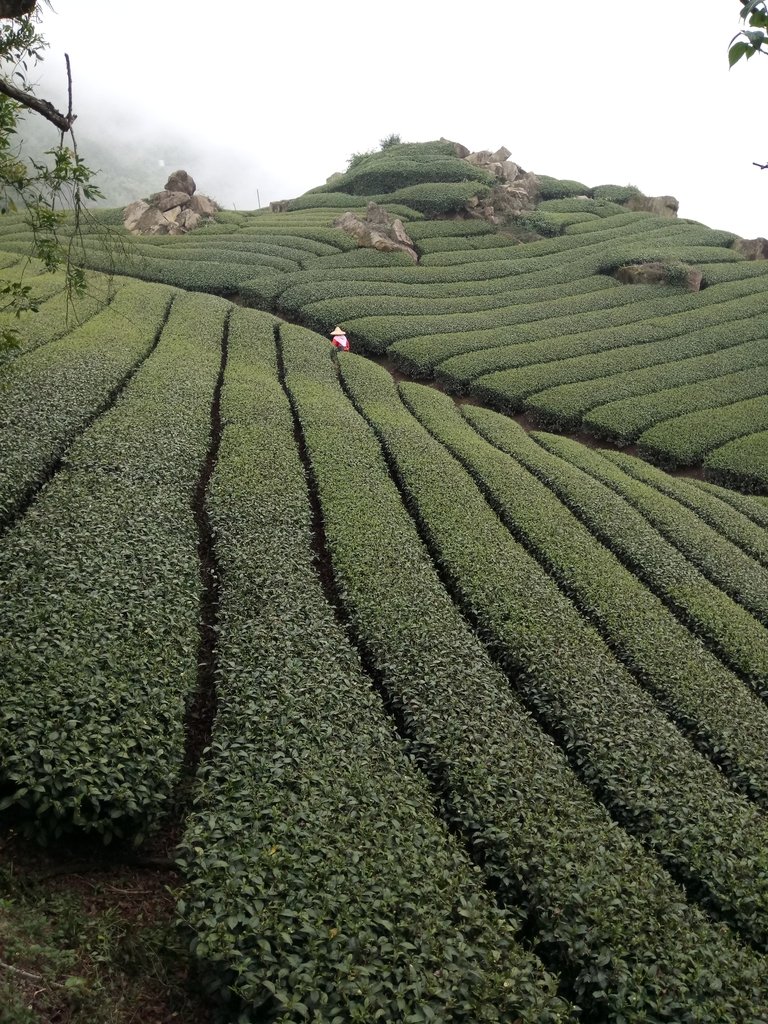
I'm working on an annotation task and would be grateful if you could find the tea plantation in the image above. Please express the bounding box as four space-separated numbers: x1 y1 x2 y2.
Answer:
1 141 768 1022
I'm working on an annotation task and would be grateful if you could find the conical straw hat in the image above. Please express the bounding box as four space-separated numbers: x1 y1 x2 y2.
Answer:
331 325 345 335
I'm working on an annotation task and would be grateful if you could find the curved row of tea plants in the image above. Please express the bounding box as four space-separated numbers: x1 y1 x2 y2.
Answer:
0 279 174 527
469 420 768 688
705 429 768 493
279 328 768 1020
602 454 768 567
399 382 768 798
0 291 228 839
564 447 768 626
530 336 768 435
336 356 768 950
638 395 768 469
178 307 568 1024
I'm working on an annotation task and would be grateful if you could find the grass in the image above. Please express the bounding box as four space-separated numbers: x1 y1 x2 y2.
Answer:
0 836 210 1024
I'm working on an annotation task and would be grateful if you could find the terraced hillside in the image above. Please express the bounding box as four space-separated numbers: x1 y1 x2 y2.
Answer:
1 141 768 1021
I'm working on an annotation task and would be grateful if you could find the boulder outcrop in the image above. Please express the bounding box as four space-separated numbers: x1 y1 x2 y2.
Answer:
614 261 702 292
123 170 219 235
732 237 768 261
624 194 679 218
333 202 418 262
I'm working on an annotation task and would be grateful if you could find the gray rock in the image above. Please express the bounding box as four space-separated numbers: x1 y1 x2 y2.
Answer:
333 203 418 262
624 194 679 218
189 194 218 218
732 237 768 260
153 190 191 213
123 199 149 233
178 209 202 231
164 169 196 196
134 206 173 235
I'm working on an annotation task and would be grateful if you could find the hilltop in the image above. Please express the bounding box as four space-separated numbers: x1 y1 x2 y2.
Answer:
0 139 767 1023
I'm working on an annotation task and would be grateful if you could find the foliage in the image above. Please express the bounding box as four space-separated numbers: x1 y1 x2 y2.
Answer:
0 290 230 841
706 428 768 492
729 0 768 65
178 309 568 1023
378 131 401 149
403 382 768 789
333 352 768 1003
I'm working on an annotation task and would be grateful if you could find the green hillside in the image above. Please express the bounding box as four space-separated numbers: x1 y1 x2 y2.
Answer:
1 141 768 1022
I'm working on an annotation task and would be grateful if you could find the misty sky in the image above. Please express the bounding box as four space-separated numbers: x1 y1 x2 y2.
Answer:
35 1 767 239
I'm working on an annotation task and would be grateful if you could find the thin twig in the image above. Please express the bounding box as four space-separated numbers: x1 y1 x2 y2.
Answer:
64 52 72 122
0 959 43 982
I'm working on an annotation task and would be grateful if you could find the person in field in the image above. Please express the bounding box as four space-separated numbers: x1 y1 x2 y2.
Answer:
330 325 350 352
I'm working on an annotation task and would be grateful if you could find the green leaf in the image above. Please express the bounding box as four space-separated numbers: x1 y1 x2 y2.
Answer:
728 40 752 65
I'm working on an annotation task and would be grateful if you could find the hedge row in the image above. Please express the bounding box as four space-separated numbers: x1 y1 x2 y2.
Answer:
0 270 108 360
276 273 617 320
441 287 768 397
591 184 643 203
0 291 228 839
693 477 768 527
175 310 564 1023
549 445 768 629
405 219 495 240
415 234 521 255
537 197 628 217
528 336 768 435
638 395 768 469
280 336 768 1019
417 221 735 267
236 225 365 246
535 175 590 199
128 239 317 268
326 154 493 197
706 431 768 494
400 382 768 801
140 231 341 257
485 426 768 687
298 281 644 347
310 248 416 270
121 241 306 271
86 252 274 294
578 363 768 444
595 454 768 567
407 287 747 385
0 280 175 526
334 353 768 955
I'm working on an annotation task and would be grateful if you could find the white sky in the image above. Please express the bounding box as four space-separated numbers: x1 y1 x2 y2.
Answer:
36 0 768 239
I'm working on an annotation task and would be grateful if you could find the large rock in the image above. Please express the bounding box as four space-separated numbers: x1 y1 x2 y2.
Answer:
440 137 470 159
153 189 191 213
189 194 218 217
624 194 679 218
164 169 196 196
333 203 418 262
134 206 180 235
732 237 768 260
123 199 149 233
123 171 218 235
178 209 202 232
614 261 702 291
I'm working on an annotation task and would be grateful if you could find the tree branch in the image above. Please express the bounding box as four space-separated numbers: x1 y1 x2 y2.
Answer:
0 75 75 131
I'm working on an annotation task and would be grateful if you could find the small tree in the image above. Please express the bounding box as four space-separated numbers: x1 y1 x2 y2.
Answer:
0 2 101 351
